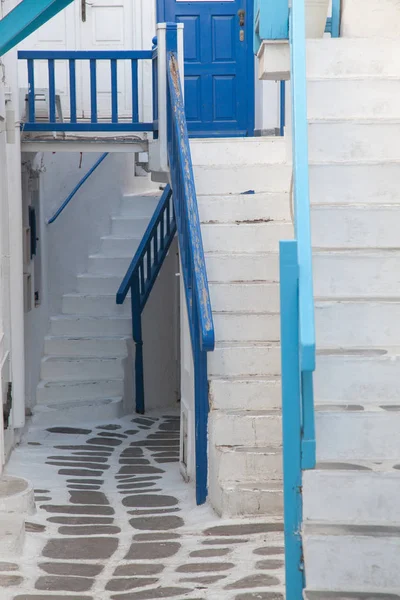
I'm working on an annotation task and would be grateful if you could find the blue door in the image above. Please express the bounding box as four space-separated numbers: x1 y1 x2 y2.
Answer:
158 0 254 137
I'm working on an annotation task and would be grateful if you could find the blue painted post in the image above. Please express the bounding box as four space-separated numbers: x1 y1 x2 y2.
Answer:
110 58 118 123
48 58 56 123
69 59 77 123
131 60 139 123
331 0 341 37
279 240 304 600
301 370 316 469
131 273 145 415
90 59 98 123
27 59 35 123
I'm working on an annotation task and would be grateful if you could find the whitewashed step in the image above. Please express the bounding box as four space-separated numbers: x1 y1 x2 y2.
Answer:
315 300 400 348
190 137 287 166
209 409 281 447
44 336 128 357
32 397 123 425
309 120 400 162
213 312 280 342
62 294 130 317
198 192 290 223
77 274 127 295
100 235 140 257
316 409 400 461
37 378 124 404
209 377 281 411
0 514 25 557
111 216 150 235
210 480 283 518
303 468 400 526
202 223 292 253
205 252 279 283
209 342 281 377
304 592 395 600
88 255 131 275
308 78 400 120
310 162 400 205
314 250 400 298
210 282 279 313
50 315 131 337
303 525 400 592
119 193 159 216
214 446 282 484
340 0 400 39
41 356 124 381
315 348 400 405
194 164 291 195
312 205 400 249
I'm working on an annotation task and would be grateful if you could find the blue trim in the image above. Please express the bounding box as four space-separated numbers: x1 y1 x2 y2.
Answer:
111 59 118 123
21 123 154 132
47 153 108 224
69 59 77 123
48 59 56 123
18 50 153 59
279 80 286 137
331 0 341 37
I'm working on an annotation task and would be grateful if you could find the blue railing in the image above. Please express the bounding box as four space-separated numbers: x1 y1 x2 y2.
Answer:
166 23 215 506
18 50 155 132
279 0 316 599
47 153 108 224
116 185 176 415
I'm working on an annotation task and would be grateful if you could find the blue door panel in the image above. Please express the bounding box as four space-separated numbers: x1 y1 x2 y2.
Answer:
161 0 254 137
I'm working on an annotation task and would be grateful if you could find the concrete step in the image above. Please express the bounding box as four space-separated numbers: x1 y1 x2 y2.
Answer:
0 514 25 558
0 476 35 516
194 164 291 195
50 315 132 337
309 120 400 162
37 378 124 404
40 356 124 381
119 192 160 216
209 342 281 377
209 409 281 447
214 446 282 484
210 480 283 518
190 137 287 166
202 223 293 253
304 592 397 600
32 396 124 425
313 250 400 298
312 204 400 249
100 235 140 257
87 255 131 275
213 312 280 342
62 294 130 316
303 468 400 526
77 274 127 295
308 77 400 120
205 252 279 283
303 524 400 593
198 192 291 223
315 348 400 405
315 300 400 348
111 216 150 235
210 282 279 313
44 335 128 357
209 377 281 411
316 409 400 461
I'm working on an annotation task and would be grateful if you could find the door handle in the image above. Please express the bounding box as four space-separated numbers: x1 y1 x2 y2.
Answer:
238 9 245 27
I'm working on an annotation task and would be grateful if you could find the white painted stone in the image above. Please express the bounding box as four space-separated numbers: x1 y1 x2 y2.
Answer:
50 315 132 337
211 481 283 518
37 378 124 404
209 377 281 411
111 215 150 235
214 446 282 483
77 274 129 295
100 235 141 257
0 476 35 516
41 356 124 381
87 255 131 275
209 343 281 377
194 164 291 195
44 335 128 357
119 192 160 216
209 410 282 447
190 137 287 166
341 0 400 38
62 294 131 316
210 282 280 313
202 223 293 253
0 514 25 558
213 312 280 342
197 192 291 223
205 252 280 283
32 397 124 425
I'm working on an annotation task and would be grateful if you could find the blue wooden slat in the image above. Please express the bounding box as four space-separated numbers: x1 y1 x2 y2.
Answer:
48 58 56 123
19 50 153 60
21 122 154 132
131 59 139 123
27 58 35 123
331 0 341 37
110 58 118 123
69 59 77 123
90 59 98 124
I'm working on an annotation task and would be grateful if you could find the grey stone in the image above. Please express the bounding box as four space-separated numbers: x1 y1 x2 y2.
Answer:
49 456 108 463
58 525 121 536
0 574 23 586
69 491 109 505
106 578 159 591
67 479 104 484
67 485 101 491
202 538 250 545
34 496 51 502
87 437 122 446
34 490 50 494
253 547 284 556
119 459 151 465
123 495 178 508
97 424 122 430
159 421 179 431
43 537 118 559
120 449 144 457
41 504 114 515
133 533 180 541
39 563 104 577
118 466 164 475
129 516 184 531
131 440 178 447
117 483 157 490
25 522 46 533
56 445 115 452
179 575 226 585
235 594 284 600
225 574 280 589
204 523 283 537
114 564 164 576
255 559 284 570
133 418 156 426
155 459 179 464
48 463 109 471
110 587 192 599
190 548 230 558
316 462 371 471
58 469 109 477
0 562 18 571
125 542 180 560
124 430 140 435
72 452 111 457
15 596 93 600
128 509 180 516
176 562 234 573
98 432 127 439
47 517 114 525
35 576 94 592
47 427 91 435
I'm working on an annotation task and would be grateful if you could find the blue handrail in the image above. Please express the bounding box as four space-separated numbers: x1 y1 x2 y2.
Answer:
47 153 108 224
116 185 176 415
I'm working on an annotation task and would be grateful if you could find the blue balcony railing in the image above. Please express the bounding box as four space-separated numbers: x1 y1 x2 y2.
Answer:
18 50 156 132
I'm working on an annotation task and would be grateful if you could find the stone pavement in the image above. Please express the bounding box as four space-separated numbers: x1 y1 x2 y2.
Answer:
2 411 285 600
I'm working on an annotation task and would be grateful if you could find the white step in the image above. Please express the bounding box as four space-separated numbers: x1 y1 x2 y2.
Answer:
209 409 281 447
309 120 400 162
341 0 400 39
41 356 124 381
213 312 279 342
119 192 160 216
210 282 279 313
315 300 400 348
312 205 400 249
44 335 128 357
77 274 127 295
0 476 35 516
303 526 400 593
62 294 130 316
111 216 150 235
205 252 279 283
194 164 291 195
190 137 287 166
202 223 293 253
315 349 400 405
209 377 281 411
37 378 124 404
310 162 400 205
209 343 281 377
100 235 140 257
210 480 283 518
316 410 400 461
303 468 400 525
88 255 131 275
314 250 400 298
214 446 282 484
308 78 400 120
32 397 123 425
198 192 290 223
50 315 132 337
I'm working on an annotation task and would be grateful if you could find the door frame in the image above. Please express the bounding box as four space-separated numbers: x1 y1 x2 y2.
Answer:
157 0 255 137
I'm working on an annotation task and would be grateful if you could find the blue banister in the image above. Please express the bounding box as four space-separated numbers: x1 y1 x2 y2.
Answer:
47 153 108 224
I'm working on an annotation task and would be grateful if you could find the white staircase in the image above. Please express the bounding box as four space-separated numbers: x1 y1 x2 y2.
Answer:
34 190 160 424
302 36 400 598
190 137 292 517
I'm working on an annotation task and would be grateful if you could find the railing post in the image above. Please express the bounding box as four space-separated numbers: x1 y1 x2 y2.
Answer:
131 274 145 415
279 240 304 600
